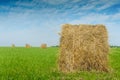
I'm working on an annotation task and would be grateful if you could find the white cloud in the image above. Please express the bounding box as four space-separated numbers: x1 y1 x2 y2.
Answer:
42 0 68 5
0 0 120 46
0 5 10 10
68 12 120 46
0 8 62 46
79 0 120 11
72 0 82 3
0 21 60 46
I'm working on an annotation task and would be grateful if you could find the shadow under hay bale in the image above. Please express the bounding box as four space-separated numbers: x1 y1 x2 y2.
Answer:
58 24 109 73
41 44 47 48
25 44 31 48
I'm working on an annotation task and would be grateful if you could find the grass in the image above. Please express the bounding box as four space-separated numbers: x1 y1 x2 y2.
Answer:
0 47 120 80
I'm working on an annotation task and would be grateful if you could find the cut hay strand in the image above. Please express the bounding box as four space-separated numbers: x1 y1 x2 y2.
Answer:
58 24 109 73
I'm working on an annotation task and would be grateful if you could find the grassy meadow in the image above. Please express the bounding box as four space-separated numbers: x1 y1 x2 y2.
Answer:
0 47 120 80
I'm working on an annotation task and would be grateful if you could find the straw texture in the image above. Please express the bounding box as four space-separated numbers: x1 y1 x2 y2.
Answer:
58 24 109 73
41 44 47 48
12 44 15 48
26 44 31 48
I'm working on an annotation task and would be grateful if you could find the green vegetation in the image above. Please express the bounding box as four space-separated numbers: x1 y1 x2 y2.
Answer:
0 47 120 80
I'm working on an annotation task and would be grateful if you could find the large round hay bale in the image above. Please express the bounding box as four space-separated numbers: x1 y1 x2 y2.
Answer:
58 24 109 73
41 44 47 48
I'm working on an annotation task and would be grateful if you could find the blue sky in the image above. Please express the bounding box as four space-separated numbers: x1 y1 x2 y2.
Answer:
0 0 120 46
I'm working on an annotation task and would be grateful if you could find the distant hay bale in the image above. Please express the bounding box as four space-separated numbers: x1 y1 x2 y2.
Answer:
26 44 31 48
41 44 47 48
58 24 109 73
12 44 15 48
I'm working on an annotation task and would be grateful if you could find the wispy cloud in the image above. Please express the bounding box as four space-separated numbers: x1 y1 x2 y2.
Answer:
0 0 120 46
42 0 68 5
69 11 120 46
78 0 120 11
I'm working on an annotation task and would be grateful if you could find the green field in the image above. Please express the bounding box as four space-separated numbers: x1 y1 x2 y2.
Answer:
0 47 120 80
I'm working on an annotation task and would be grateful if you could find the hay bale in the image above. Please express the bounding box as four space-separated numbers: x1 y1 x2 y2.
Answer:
41 44 47 48
58 24 109 73
12 44 15 48
26 44 31 48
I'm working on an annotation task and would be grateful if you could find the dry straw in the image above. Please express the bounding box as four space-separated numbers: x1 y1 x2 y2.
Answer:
58 24 109 73
12 44 15 48
41 44 47 48
25 44 31 48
